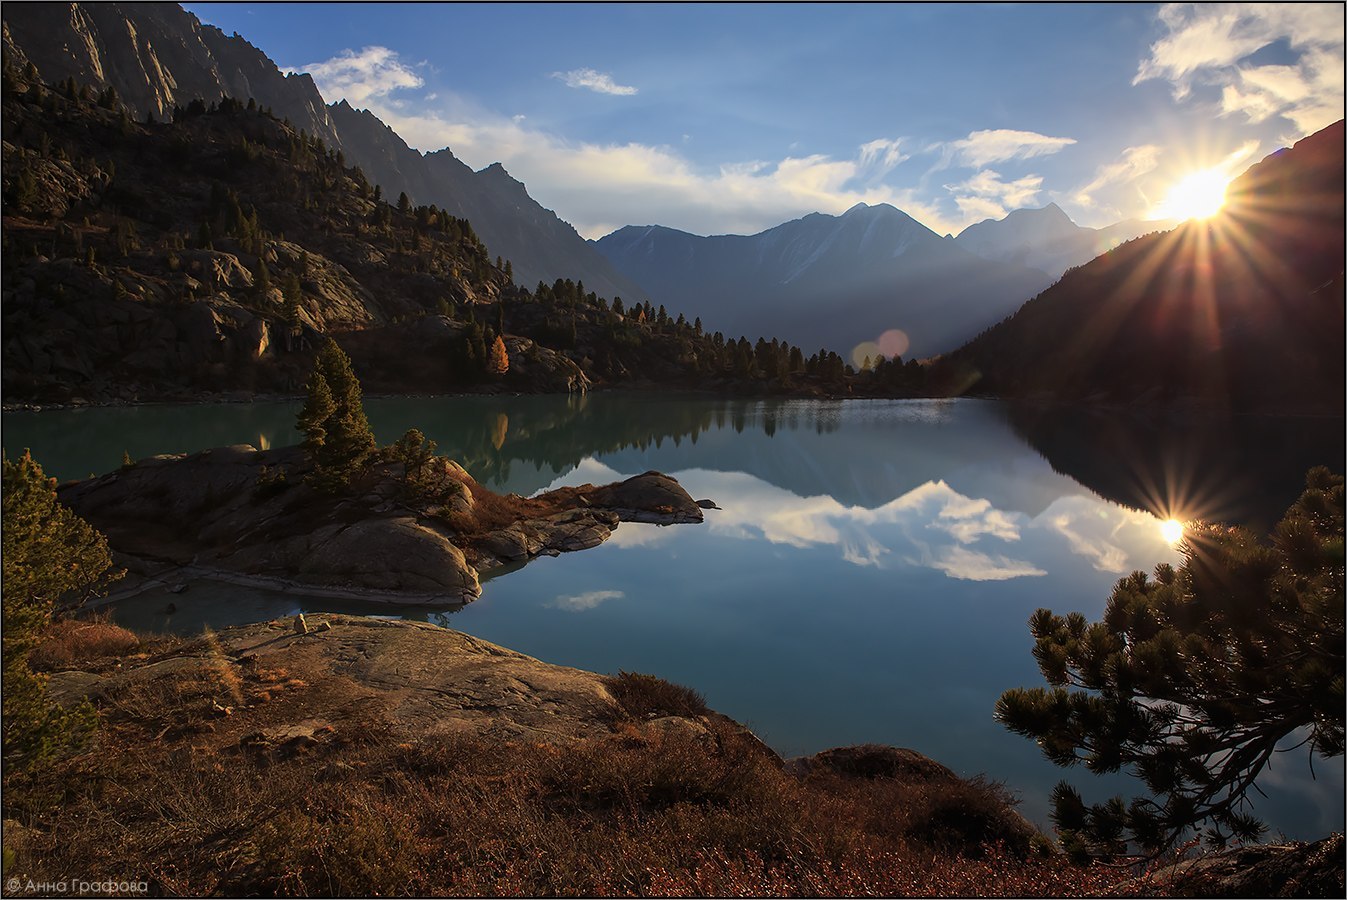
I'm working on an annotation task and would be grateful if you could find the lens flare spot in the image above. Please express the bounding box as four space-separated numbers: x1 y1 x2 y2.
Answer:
851 341 880 370
878 329 910 359
1160 519 1184 545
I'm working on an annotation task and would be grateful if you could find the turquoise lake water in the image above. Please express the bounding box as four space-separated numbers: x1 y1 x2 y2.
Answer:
4 393 1342 839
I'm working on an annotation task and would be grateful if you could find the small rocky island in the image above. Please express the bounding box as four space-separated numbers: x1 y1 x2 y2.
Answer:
59 443 710 605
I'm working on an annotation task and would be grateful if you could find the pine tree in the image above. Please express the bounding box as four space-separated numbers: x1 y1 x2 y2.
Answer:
996 467 1345 855
2 451 120 769
297 342 376 491
391 428 437 491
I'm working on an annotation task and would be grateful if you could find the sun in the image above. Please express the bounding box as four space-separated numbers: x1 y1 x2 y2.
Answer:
1157 168 1229 220
1160 518 1185 545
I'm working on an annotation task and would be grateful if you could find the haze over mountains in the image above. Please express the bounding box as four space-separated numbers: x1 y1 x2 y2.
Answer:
595 204 1056 359
953 204 1175 281
1 1 647 303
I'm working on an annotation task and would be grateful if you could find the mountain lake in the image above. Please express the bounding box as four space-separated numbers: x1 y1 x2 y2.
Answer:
4 392 1343 839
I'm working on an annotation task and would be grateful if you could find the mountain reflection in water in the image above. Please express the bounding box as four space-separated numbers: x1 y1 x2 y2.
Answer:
2 394 1341 840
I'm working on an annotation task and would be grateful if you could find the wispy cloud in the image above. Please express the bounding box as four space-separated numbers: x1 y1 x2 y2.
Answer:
1072 144 1162 213
547 589 625 612
856 138 910 181
947 129 1077 168
551 67 638 96
297 46 423 106
1135 3 1345 135
930 546 1046 582
945 169 1045 222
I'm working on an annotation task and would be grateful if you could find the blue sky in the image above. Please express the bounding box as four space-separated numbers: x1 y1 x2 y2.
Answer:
184 3 1344 238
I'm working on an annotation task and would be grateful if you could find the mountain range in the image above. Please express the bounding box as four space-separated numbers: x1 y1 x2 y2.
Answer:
1 1 647 303
594 204 1056 359
953 203 1174 280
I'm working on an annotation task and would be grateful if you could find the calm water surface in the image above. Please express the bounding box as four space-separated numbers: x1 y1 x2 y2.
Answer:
3 394 1342 838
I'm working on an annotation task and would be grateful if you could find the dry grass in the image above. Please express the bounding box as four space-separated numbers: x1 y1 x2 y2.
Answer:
0 658 1156 897
28 615 141 671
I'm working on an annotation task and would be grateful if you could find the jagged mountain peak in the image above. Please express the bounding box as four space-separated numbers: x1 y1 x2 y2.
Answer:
5 1 650 303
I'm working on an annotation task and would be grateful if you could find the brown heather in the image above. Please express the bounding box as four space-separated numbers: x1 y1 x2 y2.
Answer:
0 633 1152 898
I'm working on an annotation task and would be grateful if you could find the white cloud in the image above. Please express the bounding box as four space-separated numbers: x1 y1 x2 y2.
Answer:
1135 4 1345 134
1031 495 1179 575
947 129 1077 168
297 46 423 106
930 546 1047 581
933 493 1022 544
952 195 1011 223
373 102 960 237
547 590 625 612
1072 144 1162 212
551 67 638 96
945 169 1045 221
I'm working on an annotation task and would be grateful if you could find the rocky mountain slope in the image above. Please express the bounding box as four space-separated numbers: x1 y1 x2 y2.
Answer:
954 203 1175 280
1 65 872 404
941 121 1346 414
2 1 647 303
594 202 1055 359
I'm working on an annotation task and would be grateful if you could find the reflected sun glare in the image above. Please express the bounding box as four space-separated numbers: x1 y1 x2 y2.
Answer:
1160 518 1185 545
1157 168 1229 220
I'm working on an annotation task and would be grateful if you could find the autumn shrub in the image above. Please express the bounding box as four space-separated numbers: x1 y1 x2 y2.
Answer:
604 669 711 720
28 618 140 671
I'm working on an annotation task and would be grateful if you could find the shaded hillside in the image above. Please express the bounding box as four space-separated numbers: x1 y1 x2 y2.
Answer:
3 1 649 303
0 66 900 404
943 121 1346 414
594 203 1054 358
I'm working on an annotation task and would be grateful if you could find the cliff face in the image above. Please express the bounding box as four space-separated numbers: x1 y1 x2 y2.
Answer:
3 2 649 303
2 2 339 144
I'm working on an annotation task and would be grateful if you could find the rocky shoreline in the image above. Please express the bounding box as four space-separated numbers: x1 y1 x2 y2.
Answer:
58 443 712 606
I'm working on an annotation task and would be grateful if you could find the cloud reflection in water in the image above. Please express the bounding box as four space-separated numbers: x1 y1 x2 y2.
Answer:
545 462 1175 583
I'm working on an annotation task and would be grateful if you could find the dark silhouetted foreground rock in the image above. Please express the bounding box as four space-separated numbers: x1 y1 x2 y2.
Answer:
1123 833 1344 898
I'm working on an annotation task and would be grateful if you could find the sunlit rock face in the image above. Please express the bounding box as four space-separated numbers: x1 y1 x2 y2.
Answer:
2 2 339 143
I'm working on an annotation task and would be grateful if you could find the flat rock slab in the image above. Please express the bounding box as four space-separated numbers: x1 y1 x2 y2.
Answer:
51 616 625 748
